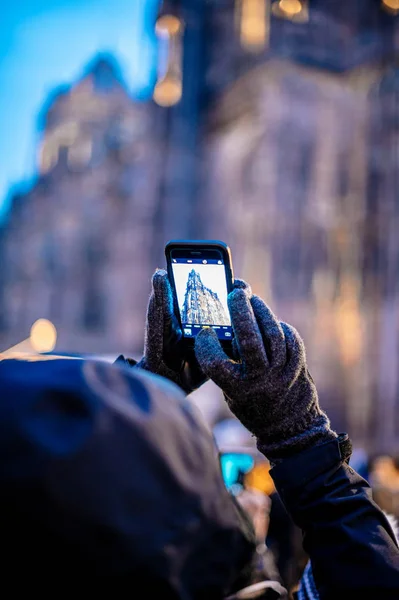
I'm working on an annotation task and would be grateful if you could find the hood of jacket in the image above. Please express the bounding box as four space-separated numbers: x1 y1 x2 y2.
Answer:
0 356 255 597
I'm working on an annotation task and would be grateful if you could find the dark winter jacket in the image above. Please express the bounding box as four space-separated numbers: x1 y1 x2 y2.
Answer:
270 436 399 599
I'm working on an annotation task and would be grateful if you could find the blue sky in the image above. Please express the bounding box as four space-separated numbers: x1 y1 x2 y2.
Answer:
0 0 159 219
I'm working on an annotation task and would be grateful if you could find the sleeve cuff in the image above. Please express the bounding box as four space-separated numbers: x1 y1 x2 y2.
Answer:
271 434 352 498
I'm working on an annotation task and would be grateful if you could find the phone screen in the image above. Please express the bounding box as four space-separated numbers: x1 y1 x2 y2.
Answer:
170 252 233 341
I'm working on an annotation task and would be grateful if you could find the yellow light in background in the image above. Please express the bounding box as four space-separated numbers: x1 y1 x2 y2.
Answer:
153 14 184 108
334 277 362 367
153 77 182 107
30 319 57 353
239 0 269 52
271 0 309 22
382 0 399 14
156 14 182 36
244 462 275 495
278 0 302 15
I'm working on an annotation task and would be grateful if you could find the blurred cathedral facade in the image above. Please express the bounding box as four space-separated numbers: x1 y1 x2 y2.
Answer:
0 56 168 357
0 0 398 452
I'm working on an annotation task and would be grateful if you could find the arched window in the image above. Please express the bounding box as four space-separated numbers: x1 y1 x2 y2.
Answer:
39 121 80 173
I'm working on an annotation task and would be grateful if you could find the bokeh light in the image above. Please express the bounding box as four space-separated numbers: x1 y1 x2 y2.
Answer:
30 319 57 353
153 77 182 107
156 15 182 37
382 0 399 14
239 0 269 51
277 0 303 16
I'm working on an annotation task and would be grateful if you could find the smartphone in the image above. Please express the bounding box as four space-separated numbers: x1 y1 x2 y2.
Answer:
165 240 234 352
219 452 255 494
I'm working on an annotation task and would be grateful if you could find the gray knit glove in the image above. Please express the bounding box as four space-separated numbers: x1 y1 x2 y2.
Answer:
135 269 207 394
194 280 337 462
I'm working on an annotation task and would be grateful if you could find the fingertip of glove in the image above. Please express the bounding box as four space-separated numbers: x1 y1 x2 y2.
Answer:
152 269 171 294
152 268 167 282
280 321 301 343
250 294 267 308
233 278 252 296
280 321 306 360
250 294 278 319
196 327 218 342
228 286 251 311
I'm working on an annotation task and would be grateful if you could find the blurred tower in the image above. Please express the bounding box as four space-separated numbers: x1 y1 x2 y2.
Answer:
150 0 208 262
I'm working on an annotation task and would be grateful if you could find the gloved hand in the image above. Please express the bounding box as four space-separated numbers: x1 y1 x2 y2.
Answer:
194 280 337 462
135 269 207 394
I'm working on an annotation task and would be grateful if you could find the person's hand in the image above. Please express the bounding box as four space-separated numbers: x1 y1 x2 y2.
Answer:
194 281 337 461
135 269 207 394
236 488 271 544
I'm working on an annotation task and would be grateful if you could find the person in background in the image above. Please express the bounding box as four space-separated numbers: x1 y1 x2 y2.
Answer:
213 417 306 595
267 480 307 595
213 417 285 588
368 453 399 520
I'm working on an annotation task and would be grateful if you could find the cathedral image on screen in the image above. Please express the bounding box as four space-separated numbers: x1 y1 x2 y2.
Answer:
181 269 230 326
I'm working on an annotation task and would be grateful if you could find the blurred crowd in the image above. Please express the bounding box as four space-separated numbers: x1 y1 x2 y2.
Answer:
211 415 399 597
